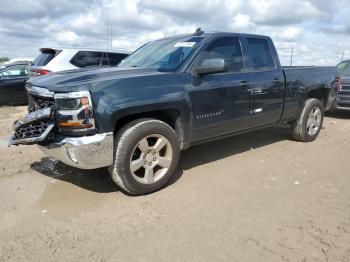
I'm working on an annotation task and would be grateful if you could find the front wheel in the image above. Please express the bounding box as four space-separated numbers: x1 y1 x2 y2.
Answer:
291 98 324 142
109 119 180 195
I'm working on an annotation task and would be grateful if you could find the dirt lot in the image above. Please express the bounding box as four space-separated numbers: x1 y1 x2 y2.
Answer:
0 106 349 262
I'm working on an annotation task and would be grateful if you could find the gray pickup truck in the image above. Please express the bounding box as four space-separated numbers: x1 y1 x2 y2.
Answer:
10 30 339 195
332 60 350 110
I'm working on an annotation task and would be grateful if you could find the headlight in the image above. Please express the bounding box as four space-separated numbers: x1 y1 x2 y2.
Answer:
54 91 95 135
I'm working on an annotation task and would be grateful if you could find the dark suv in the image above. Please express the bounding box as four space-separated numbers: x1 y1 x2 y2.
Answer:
0 61 31 105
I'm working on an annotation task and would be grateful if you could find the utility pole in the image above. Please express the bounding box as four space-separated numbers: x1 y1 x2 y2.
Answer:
341 50 345 61
106 17 109 51
110 26 113 49
290 46 294 66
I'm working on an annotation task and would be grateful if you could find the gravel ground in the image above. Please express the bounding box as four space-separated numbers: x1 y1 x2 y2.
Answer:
0 106 349 262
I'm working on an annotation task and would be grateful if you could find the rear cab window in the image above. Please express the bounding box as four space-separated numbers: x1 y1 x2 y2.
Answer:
70 51 103 68
245 38 275 71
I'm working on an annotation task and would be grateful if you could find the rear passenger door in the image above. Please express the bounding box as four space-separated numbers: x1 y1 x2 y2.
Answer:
241 37 285 127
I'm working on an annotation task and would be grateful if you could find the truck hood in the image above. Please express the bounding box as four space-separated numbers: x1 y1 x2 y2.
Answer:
27 67 165 93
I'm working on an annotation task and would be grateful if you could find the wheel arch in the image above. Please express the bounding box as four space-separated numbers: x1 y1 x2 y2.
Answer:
112 107 189 149
306 87 330 109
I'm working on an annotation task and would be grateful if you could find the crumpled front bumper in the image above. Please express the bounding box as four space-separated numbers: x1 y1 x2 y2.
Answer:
10 109 113 170
10 86 114 170
37 132 114 169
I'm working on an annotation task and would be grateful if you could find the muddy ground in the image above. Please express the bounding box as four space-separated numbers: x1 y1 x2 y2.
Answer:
0 106 349 262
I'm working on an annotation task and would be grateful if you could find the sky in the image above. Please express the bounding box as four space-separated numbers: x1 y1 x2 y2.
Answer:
0 0 349 66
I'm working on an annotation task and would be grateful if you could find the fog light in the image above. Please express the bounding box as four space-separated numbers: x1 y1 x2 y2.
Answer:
67 147 78 163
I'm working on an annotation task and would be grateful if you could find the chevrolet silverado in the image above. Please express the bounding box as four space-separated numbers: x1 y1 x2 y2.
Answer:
10 30 339 195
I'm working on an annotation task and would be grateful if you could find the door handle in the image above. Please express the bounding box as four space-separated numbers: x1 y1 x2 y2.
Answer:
254 89 269 95
239 80 248 86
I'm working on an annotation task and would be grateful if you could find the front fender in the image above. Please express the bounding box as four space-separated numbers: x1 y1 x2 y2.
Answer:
92 82 193 145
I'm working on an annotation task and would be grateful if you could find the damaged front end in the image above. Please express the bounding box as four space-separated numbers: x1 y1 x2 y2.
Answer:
9 84 113 169
10 86 57 146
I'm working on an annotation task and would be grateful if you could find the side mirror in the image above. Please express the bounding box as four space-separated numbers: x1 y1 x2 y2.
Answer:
195 58 226 76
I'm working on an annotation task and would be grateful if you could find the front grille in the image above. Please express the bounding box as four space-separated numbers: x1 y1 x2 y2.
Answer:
28 94 56 112
338 95 350 102
337 103 350 108
14 121 51 140
11 89 57 145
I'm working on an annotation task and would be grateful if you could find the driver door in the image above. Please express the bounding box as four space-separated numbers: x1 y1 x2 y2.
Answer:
188 37 252 141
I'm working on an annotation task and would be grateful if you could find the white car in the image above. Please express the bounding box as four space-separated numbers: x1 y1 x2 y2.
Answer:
2 58 33 65
28 48 131 77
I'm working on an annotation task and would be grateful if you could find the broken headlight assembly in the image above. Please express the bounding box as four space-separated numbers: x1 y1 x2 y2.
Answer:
54 91 96 136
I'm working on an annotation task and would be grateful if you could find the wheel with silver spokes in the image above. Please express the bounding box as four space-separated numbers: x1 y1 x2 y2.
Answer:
306 107 322 136
109 119 180 195
130 134 173 184
291 98 324 142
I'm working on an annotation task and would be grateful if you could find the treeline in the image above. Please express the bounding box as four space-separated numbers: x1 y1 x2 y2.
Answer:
0 57 9 63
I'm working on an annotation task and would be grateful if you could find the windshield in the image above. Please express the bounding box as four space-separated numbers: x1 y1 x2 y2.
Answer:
337 61 350 75
118 36 204 72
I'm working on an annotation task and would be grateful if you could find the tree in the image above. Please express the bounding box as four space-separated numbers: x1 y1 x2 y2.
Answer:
0 57 9 63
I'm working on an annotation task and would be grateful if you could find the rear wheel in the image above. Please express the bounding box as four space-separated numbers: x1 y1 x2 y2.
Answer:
291 98 324 142
109 119 180 195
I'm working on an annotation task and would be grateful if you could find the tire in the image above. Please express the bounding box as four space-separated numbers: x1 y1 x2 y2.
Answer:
291 98 324 142
109 119 180 195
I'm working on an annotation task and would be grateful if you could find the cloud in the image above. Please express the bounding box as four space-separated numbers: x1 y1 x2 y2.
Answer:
230 14 252 31
275 27 304 42
54 31 80 45
247 0 324 26
0 0 348 65
0 0 98 20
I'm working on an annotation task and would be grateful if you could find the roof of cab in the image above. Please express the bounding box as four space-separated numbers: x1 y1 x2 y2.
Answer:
157 31 270 41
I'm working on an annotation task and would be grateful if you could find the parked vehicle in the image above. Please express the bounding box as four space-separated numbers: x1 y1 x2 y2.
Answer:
0 61 31 105
331 60 350 110
11 30 338 195
28 48 130 77
1 58 33 65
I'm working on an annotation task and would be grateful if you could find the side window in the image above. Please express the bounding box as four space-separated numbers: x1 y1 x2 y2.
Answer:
342 64 350 75
103 53 129 66
246 38 275 70
0 65 27 78
70 51 103 68
338 62 350 75
200 37 244 72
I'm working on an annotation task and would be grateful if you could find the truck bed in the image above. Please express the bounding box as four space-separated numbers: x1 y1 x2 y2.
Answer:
281 66 338 119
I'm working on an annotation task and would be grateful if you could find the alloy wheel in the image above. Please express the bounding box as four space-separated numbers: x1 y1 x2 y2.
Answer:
129 134 173 184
